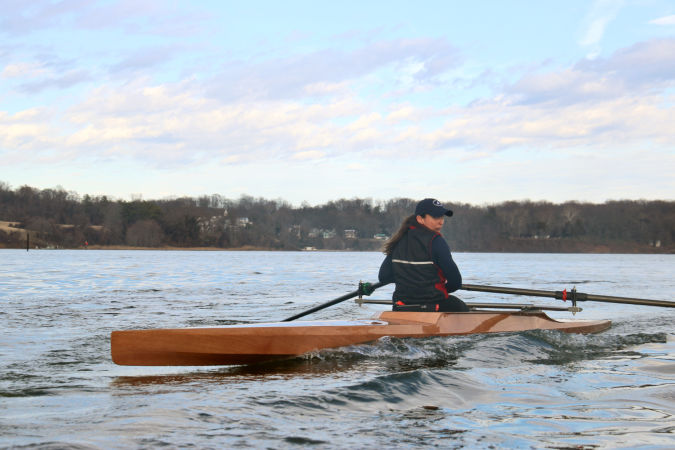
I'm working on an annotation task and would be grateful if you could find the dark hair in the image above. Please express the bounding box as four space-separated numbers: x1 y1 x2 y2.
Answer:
382 214 418 255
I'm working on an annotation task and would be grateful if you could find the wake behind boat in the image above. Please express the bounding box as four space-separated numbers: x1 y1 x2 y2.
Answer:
111 307 611 366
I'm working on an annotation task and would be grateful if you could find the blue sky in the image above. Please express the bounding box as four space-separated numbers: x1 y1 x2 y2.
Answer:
1 0 673 205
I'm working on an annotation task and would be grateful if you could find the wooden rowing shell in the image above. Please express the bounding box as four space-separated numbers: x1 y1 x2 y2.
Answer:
111 310 611 366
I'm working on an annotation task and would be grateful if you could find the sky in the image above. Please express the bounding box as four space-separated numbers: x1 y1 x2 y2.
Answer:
1 0 674 206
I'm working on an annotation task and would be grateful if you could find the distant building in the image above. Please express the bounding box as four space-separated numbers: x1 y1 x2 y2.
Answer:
288 225 302 238
198 215 226 232
344 229 357 239
373 233 389 240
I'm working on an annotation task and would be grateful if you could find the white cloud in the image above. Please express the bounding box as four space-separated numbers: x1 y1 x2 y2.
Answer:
2 34 673 182
431 94 674 153
1 61 46 78
292 150 325 160
508 38 675 105
3 73 672 170
205 38 461 102
0 0 192 36
1 57 93 93
578 0 624 56
649 14 675 25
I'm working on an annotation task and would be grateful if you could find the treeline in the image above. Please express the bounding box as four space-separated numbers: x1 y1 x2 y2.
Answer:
0 183 673 253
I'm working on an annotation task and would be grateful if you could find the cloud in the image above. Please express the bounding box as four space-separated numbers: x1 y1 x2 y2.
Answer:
0 0 192 36
206 38 461 102
1 61 47 78
430 94 674 154
11 66 92 93
649 14 675 25
506 38 675 105
2 53 94 93
1 36 673 171
0 0 77 34
17 69 92 93
4 77 671 170
577 38 675 85
578 0 624 56
108 46 176 74
0 107 59 163
292 150 325 160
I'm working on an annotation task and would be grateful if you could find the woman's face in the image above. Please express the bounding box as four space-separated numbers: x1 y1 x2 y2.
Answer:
416 214 444 232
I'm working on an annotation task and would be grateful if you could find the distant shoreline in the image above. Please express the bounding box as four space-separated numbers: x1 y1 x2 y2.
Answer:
2 194 672 254
3 244 671 254
86 245 270 251
2 244 357 252
12 245 279 251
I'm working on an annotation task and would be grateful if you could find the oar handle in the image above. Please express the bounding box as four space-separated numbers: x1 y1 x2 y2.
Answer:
461 284 675 308
283 281 387 321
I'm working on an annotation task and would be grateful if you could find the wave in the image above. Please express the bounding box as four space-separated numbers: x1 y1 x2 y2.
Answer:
0 388 53 398
306 324 670 369
240 329 671 414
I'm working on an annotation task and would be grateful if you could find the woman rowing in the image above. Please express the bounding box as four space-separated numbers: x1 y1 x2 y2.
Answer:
378 198 469 312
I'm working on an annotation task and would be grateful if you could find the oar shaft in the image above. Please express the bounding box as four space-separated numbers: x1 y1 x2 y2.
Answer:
283 281 386 321
580 293 674 307
461 284 675 308
462 284 561 299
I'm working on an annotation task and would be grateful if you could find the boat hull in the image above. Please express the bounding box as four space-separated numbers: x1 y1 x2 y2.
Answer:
111 311 611 366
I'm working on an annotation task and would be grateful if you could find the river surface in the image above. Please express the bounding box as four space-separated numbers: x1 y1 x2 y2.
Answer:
1 250 674 449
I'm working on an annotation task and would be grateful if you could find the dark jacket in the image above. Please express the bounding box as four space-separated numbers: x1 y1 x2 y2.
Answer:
378 225 462 304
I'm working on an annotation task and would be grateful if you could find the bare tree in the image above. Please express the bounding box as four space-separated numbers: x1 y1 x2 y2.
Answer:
126 220 164 247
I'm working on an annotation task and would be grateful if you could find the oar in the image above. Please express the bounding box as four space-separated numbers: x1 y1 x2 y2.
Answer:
283 281 387 321
461 284 675 308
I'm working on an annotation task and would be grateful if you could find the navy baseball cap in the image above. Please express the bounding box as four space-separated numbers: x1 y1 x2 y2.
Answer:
415 198 453 217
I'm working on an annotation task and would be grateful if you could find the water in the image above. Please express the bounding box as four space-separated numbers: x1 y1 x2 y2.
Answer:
1 250 673 448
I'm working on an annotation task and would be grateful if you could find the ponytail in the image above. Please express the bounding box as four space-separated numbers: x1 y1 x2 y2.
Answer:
382 214 418 255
